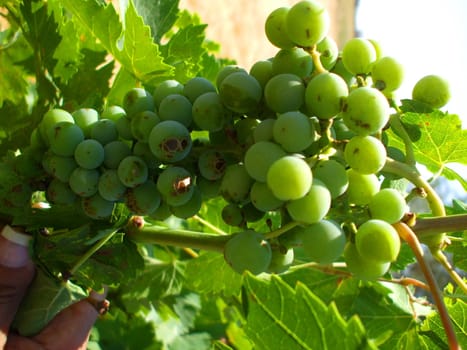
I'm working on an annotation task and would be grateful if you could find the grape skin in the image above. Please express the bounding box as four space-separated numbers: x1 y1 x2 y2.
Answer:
273 111 315 152
368 188 407 224
244 141 287 182
412 74 450 108
344 242 390 280
74 139 105 170
148 120 192 163
264 7 295 49
117 155 149 188
286 180 331 224
264 73 305 113
346 169 380 205
344 135 387 174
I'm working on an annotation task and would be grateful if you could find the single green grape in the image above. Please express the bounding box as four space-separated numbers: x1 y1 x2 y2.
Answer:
222 203 245 227
312 159 348 199
264 73 305 113
192 92 226 132
81 193 115 220
267 155 312 201
103 140 132 169
244 141 287 182
132 141 160 169
44 154 78 183
264 7 295 49
170 186 202 219
156 166 194 207
296 219 346 264
341 38 377 75
69 167 100 197
90 119 119 145
368 188 407 224
316 36 339 70
153 79 184 107
371 56 404 93
74 139 105 170
100 105 126 122
250 181 284 212
215 65 247 89
158 94 193 127
412 74 450 108
115 116 133 141
267 248 294 274
342 87 390 136
123 87 155 118
305 72 348 119
98 169 127 202
39 109 75 145
273 111 316 152
220 164 253 204
253 118 276 142
286 180 331 224
219 72 262 114
355 219 401 263
343 242 390 280
346 169 380 205
72 108 99 138
198 150 227 180
344 135 387 174
130 110 160 142
249 60 273 89
46 178 77 205
125 180 161 215
285 0 329 47
183 76 216 103
117 155 148 188
148 120 192 163
224 231 272 275
271 48 313 79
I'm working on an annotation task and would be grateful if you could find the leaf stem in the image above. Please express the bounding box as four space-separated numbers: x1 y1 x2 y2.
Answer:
263 221 301 240
125 216 229 253
67 229 119 279
431 249 467 294
393 222 460 350
388 111 416 166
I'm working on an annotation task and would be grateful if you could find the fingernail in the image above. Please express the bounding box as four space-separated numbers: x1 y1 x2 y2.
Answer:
88 285 109 301
0 225 32 268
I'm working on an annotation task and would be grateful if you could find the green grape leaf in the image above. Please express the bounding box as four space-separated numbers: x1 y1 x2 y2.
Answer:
119 256 186 313
184 251 243 297
133 0 180 43
333 278 433 348
421 301 467 349
388 111 467 190
399 99 434 114
243 274 375 350
211 341 234 350
61 0 172 84
12 268 87 336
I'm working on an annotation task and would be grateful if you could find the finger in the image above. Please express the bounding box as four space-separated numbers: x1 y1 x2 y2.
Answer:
0 225 35 348
31 289 108 350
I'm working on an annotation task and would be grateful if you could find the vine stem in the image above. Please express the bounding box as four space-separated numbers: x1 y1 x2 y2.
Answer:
432 249 467 294
388 111 417 166
263 221 301 240
393 222 460 350
412 214 467 237
67 229 119 279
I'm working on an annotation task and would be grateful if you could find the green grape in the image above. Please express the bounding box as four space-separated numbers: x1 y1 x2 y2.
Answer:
368 39 384 60
332 118 356 140
156 166 194 206
286 180 331 224
368 188 407 224
220 164 253 204
371 56 404 93
244 141 287 182
264 73 305 113
312 159 348 199
285 0 329 47
296 219 346 264
90 119 118 145
234 117 259 147
219 72 262 114
343 242 390 280
153 79 184 107
342 87 390 136
46 154 78 182
253 118 276 142
103 140 132 169
267 247 294 274
115 116 134 141
198 150 227 180
46 178 77 205
48 121 84 157
101 105 126 122
250 181 284 212
344 135 387 174
264 7 295 49
148 200 172 221
158 94 193 127
72 108 99 137
183 77 216 103
271 48 313 78
192 92 226 132
341 38 377 75
412 74 450 108
132 141 160 169
267 155 312 201
74 139 105 170
222 203 245 227
330 57 355 86
305 72 348 119
125 180 161 215
355 219 401 263
81 193 115 220
30 128 47 152
69 167 100 197
273 111 316 152
98 169 127 202
39 108 74 145
196 177 221 200
249 60 273 89
117 155 148 188
316 36 339 70
130 110 160 142
216 65 247 89
346 169 380 205
241 202 265 223
224 231 272 275
170 186 202 219
123 87 155 118
148 120 192 163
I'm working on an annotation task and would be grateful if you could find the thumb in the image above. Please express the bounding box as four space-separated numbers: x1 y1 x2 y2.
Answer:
0 225 35 348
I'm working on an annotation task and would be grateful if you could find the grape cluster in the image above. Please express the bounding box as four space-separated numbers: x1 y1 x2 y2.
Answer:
32 0 451 278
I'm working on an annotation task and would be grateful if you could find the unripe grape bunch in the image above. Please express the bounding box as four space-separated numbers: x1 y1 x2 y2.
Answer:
32 0 452 279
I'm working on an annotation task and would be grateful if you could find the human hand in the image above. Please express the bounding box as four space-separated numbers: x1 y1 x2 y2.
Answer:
0 225 108 350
